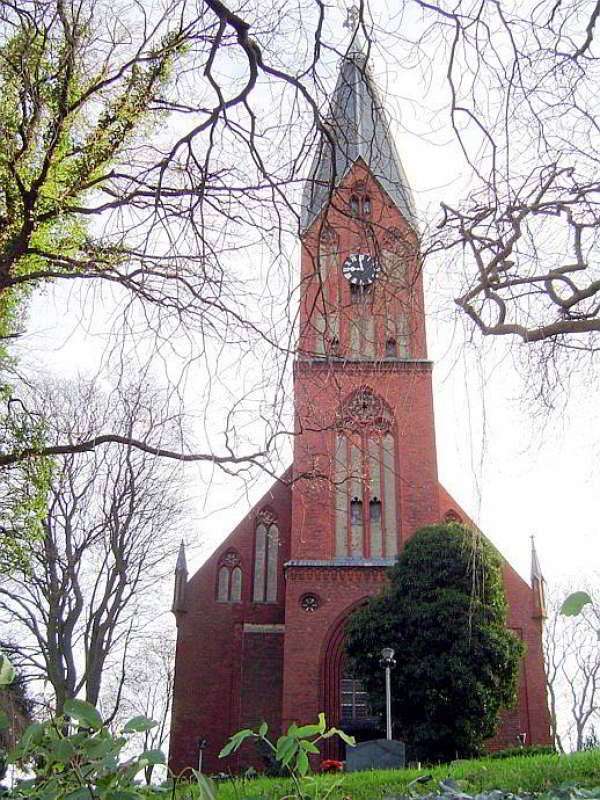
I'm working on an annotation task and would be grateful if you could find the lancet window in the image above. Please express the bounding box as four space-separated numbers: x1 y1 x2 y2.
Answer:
349 183 372 219
216 550 243 603
334 387 398 559
253 510 279 603
341 675 371 722
313 227 339 357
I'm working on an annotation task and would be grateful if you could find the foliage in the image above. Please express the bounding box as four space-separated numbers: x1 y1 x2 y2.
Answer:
0 654 15 689
0 390 53 574
561 594 594 618
0 697 167 799
0 650 32 781
219 715 355 798
345 523 524 763
488 745 556 760
0 3 182 570
0 16 177 322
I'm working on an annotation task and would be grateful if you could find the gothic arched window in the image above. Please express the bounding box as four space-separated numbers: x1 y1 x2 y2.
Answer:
253 511 279 603
385 337 397 358
334 387 398 559
216 550 242 603
349 185 371 219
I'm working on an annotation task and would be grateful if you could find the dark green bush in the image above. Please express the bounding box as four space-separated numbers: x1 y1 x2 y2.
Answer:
346 523 524 763
488 744 556 759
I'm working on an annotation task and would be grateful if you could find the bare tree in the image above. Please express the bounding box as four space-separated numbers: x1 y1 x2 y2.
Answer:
110 634 176 784
402 0 600 354
0 0 596 476
0 378 187 716
544 585 600 751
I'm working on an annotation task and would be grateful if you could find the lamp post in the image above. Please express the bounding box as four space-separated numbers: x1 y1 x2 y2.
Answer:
379 647 396 741
197 738 208 772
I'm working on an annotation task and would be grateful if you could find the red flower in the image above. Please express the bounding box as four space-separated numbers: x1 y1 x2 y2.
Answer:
320 759 343 773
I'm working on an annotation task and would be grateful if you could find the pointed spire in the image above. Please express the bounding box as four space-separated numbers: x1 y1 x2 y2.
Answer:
301 18 415 231
176 539 188 574
530 535 547 620
172 540 188 616
530 535 543 584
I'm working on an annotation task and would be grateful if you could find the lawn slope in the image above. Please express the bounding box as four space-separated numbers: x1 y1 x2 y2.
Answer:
217 751 600 800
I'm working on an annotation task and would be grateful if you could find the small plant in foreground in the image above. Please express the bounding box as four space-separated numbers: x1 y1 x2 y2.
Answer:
219 714 355 798
1 698 165 798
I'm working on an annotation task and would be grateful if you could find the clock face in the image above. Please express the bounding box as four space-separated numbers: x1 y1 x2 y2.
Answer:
342 253 381 286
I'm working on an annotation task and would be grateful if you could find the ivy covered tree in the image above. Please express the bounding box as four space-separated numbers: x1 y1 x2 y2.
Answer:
345 523 523 762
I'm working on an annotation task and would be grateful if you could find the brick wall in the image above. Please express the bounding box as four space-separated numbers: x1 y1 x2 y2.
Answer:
168 474 292 776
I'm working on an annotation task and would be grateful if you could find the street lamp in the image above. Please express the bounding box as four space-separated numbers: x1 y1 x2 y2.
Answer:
379 647 396 741
197 738 208 772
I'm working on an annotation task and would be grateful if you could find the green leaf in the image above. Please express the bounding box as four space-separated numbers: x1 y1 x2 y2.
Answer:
219 737 239 758
300 739 320 754
322 727 356 747
49 738 76 762
0 710 8 730
82 735 120 759
258 720 268 737
219 729 255 758
0 652 16 687
138 748 165 766
64 698 103 730
64 790 93 800
291 722 322 739
20 721 45 750
317 712 327 734
296 748 310 776
105 792 140 800
195 772 218 800
276 734 296 763
561 592 593 617
123 715 158 733
279 738 299 767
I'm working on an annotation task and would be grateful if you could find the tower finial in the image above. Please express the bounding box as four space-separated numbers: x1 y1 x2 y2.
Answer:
343 5 360 30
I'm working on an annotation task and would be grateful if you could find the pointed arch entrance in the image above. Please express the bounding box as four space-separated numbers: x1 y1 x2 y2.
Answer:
320 599 381 759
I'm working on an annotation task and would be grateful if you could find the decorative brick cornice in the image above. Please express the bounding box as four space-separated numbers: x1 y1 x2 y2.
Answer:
284 559 393 583
294 358 433 375
286 558 395 568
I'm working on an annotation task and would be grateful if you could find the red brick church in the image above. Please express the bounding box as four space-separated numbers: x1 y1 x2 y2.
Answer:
169 35 551 775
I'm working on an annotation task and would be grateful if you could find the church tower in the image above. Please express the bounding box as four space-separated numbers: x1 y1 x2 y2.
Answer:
281 40 441 739
168 32 552 777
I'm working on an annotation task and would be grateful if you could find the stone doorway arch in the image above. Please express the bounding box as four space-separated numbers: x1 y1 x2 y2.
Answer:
320 598 380 760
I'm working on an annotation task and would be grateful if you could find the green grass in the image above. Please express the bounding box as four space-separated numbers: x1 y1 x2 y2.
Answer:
216 751 600 800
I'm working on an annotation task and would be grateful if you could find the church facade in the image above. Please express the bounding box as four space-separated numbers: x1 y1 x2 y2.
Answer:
169 40 551 775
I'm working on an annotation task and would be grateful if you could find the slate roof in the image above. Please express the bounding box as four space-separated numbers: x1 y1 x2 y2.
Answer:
300 38 416 231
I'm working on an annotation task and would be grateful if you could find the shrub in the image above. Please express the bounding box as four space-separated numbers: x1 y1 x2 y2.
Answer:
345 523 524 763
488 744 556 759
